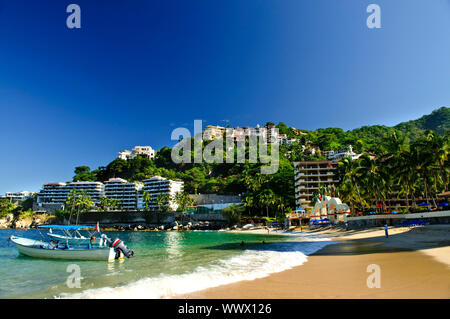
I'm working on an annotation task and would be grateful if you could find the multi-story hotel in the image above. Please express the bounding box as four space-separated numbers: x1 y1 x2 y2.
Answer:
104 178 143 211
140 176 184 211
35 176 185 212
37 181 105 206
294 160 340 208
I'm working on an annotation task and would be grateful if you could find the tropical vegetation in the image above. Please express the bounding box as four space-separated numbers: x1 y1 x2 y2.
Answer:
330 130 449 214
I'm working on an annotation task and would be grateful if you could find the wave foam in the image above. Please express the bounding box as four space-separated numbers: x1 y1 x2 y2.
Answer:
60 237 332 299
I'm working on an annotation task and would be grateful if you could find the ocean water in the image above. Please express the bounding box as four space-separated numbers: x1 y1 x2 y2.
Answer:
0 229 332 299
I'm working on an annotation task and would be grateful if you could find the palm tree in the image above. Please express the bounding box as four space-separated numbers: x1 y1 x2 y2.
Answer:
410 136 438 207
394 149 419 211
65 190 78 224
243 195 255 215
358 154 386 212
426 132 449 192
174 191 194 212
259 189 277 217
69 190 94 225
156 193 171 212
142 191 153 211
338 156 365 211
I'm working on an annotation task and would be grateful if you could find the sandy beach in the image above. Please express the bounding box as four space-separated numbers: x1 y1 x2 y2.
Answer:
178 225 450 299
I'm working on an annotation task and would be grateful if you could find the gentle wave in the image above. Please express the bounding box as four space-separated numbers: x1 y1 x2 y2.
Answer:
59 236 332 299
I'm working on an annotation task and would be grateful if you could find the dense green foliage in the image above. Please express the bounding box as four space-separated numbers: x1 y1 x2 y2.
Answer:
331 131 449 213
0 198 15 218
0 195 38 220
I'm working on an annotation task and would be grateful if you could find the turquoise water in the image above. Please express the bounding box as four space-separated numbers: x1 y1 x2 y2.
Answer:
0 229 331 299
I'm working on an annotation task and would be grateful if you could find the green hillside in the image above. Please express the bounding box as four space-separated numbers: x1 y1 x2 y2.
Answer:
394 106 449 140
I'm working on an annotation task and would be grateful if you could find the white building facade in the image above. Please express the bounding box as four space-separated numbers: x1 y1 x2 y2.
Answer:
140 176 184 211
118 146 156 160
2 191 35 203
37 181 105 206
104 178 143 211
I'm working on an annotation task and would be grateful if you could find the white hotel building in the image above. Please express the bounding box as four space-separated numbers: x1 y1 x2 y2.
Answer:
140 176 184 211
36 176 184 212
37 181 105 207
104 178 143 211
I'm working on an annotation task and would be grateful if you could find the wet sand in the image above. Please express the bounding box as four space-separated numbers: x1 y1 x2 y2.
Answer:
178 225 450 299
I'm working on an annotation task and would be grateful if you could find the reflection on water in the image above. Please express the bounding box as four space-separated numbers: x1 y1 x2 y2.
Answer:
164 231 183 260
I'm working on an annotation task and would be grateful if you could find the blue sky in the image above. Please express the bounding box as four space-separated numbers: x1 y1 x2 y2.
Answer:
1 0 450 193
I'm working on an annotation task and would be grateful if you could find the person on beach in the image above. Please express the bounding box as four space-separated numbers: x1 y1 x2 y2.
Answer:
384 224 389 238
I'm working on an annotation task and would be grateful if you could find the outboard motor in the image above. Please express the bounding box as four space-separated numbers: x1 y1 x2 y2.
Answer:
101 234 134 259
111 238 134 258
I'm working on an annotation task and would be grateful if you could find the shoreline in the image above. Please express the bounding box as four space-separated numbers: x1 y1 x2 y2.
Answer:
177 225 450 299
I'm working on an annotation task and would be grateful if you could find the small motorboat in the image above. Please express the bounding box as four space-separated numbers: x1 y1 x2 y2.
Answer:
9 225 134 262
9 235 113 261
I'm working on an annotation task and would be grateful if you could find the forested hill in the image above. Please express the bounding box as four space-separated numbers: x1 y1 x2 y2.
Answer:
394 106 449 140
275 106 449 154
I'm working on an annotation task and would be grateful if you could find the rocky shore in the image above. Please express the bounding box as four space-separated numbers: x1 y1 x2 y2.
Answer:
101 220 227 231
0 213 54 229
0 214 231 231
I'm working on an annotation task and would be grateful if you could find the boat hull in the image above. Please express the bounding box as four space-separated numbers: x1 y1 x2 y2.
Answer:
10 236 114 261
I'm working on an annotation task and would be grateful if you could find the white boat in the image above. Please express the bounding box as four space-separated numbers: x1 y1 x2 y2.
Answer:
10 235 115 261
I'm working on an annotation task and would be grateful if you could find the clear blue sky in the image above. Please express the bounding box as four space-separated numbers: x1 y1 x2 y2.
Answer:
1 0 450 193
